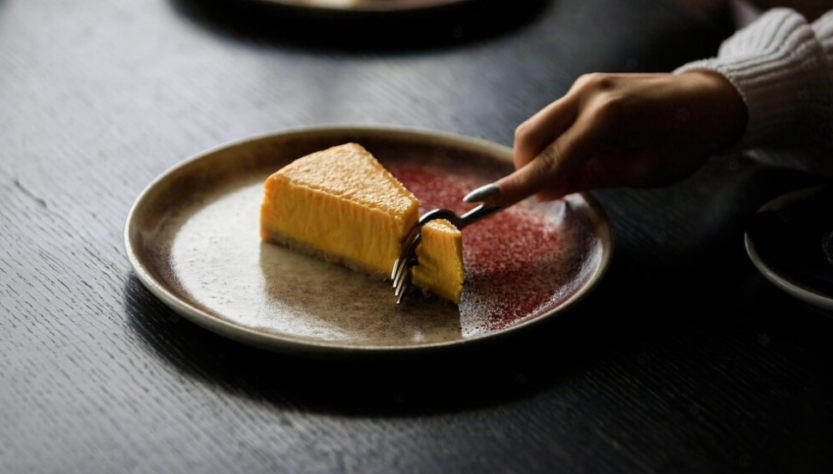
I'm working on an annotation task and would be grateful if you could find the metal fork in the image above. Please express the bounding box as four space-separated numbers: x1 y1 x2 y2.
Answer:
391 204 501 304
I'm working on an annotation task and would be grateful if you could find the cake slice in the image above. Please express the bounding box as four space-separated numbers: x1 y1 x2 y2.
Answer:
412 219 464 303
260 143 464 303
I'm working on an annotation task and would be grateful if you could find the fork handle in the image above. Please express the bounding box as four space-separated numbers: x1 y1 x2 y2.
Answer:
456 204 502 230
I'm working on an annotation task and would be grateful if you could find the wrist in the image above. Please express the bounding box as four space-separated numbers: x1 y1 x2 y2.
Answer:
679 70 748 151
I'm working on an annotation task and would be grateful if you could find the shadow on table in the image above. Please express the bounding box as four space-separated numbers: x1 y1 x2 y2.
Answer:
588 152 833 332
167 0 550 53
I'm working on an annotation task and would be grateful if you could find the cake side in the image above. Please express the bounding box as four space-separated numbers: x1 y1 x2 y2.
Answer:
262 225 389 281
411 219 464 303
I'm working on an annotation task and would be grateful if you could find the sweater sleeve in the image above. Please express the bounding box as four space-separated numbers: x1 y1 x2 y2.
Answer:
674 8 833 174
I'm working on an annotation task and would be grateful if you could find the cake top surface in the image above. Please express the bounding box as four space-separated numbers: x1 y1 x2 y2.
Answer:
274 143 419 214
424 219 461 236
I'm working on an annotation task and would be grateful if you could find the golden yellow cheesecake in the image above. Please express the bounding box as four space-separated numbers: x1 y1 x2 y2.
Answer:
412 219 464 303
260 143 463 303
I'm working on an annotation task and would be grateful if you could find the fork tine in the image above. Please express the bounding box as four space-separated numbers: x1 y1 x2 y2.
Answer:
391 233 416 280
392 258 404 288
392 253 415 288
391 234 422 287
393 264 410 296
396 274 412 305
391 257 402 281
393 256 417 294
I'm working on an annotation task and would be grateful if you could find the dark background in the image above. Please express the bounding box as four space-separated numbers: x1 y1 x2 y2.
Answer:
2 0 832 472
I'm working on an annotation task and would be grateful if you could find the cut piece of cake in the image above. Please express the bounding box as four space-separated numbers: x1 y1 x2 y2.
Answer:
411 219 464 303
260 142 464 303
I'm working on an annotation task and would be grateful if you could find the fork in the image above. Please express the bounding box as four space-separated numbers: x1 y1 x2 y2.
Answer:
391 203 502 304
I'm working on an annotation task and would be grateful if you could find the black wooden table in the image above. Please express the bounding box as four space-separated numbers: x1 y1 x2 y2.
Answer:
3 0 833 472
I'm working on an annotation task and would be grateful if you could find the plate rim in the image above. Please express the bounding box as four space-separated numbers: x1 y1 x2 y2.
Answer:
124 123 615 356
743 185 833 312
224 0 477 13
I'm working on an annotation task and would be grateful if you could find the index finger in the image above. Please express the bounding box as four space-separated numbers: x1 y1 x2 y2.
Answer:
513 95 578 171
495 118 597 206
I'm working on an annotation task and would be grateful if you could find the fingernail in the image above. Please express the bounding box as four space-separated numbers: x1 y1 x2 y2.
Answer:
463 184 501 203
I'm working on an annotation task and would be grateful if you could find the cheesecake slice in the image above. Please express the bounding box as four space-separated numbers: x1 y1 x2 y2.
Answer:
412 219 464 303
260 143 464 303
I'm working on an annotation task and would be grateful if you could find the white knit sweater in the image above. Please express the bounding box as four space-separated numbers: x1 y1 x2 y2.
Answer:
675 8 833 174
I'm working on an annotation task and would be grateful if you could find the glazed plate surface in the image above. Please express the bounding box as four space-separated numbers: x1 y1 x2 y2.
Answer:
230 0 476 12
745 186 833 314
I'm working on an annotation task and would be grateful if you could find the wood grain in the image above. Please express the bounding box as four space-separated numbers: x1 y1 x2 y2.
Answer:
2 0 832 473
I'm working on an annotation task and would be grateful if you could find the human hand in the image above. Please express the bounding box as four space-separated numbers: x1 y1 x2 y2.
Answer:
463 72 747 206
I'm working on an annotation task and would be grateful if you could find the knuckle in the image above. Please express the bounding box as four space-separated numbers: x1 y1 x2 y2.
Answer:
593 92 628 124
576 72 615 92
514 121 533 143
525 161 552 191
537 142 564 171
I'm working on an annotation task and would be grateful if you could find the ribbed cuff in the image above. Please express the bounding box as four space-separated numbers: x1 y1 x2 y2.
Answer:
812 9 833 65
675 9 832 151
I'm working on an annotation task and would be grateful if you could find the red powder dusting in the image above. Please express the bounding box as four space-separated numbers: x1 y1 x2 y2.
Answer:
388 163 593 337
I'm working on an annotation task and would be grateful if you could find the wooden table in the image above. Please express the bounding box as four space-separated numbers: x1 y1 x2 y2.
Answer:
3 0 832 472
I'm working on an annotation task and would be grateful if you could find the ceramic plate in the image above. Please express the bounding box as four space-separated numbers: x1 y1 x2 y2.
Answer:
124 125 614 357
745 185 833 313
230 0 476 13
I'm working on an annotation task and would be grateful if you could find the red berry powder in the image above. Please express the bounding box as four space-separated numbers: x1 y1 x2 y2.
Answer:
387 163 598 338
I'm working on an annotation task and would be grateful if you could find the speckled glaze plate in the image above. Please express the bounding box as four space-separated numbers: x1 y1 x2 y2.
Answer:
124 125 613 357
745 186 833 314
228 0 476 13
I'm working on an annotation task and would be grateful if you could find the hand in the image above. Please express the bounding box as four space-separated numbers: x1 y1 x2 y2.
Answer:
464 72 747 206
